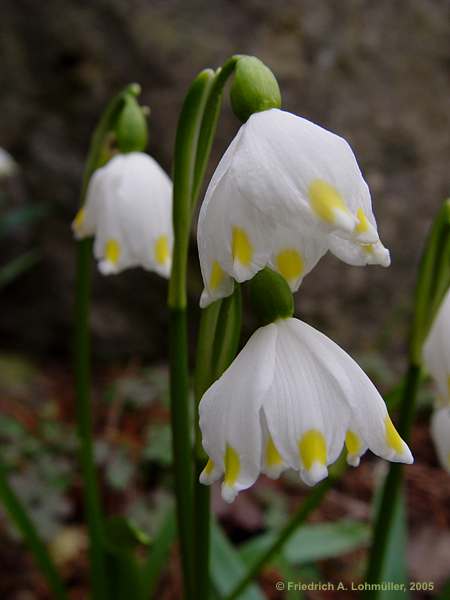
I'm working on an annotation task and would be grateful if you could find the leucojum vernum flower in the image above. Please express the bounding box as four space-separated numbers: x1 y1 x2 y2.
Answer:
72 151 173 278
424 287 450 473
197 107 413 503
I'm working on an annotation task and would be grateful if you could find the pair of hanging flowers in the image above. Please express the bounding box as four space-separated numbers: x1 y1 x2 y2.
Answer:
72 63 412 505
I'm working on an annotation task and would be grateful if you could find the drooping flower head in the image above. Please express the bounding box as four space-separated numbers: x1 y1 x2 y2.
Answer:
198 109 390 307
72 152 173 278
199 316 412 503
424 288 450 471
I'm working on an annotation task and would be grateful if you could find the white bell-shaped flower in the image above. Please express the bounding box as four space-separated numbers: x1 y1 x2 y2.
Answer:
199 317 412 502
0 148 17 178
430 406 450 473
198 109 390 307
423 288 450 404
72 152 173 278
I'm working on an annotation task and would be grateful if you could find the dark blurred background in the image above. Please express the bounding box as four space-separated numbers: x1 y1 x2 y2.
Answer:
0 2 450 597
1 0 449 364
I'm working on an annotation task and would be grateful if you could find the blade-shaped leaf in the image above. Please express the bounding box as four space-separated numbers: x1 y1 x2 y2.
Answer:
239 520 370 567
210 521 265 600
141 507 176 597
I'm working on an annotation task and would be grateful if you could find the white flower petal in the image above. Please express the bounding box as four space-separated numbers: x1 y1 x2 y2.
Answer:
328 236 391 268
262 319 351 486
197 108 389 301
268 224 328 292
430 406 450 473
424 289 450 403
199 324 277 502
74 152 173 277
309 326 413 465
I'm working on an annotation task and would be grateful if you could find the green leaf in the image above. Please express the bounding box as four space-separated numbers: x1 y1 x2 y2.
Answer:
210 521 265 600
0 204 48 239
239 520 370 567
0 250 40 288
141 507 176 597
104 516 151 552
372 488 409 600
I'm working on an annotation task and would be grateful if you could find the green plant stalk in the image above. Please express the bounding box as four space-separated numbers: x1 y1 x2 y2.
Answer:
75 238 109 600
0 459 67 599
366 201 450 591
364 364 421 593
226 468 345 600
168 69 215 600
193 288 242 600
74 84 141 600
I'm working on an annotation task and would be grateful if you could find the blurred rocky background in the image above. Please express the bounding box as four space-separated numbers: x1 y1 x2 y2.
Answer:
0 0 449 366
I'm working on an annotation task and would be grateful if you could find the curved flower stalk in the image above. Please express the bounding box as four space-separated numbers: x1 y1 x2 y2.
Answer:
199 317 412 503
198 108 390 307
72 152 173 277
0 148 17 178
423 288 450 471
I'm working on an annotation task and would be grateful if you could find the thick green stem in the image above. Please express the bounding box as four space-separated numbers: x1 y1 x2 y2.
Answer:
168 69 215 600
0 459 67 599
169 308 195 598
365 364 421 592
75 238 108 600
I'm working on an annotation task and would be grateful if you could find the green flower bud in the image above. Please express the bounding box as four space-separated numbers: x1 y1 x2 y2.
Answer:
115 95 148 153
249 268 294 326
230 56 282 123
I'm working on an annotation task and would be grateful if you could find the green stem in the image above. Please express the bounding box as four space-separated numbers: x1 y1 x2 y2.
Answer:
168 69 215 600
75 238 108 600
74 84 140 599
0 459 67 599
226 475 339 600
365 364 421 592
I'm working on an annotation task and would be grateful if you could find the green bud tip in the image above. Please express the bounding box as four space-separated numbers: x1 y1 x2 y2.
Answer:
249 268 294 326
230 55 282 123
128 83 141 97
115 95 148 153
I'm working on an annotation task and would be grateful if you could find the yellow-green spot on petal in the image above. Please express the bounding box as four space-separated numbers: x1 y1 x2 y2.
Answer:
105 239 120 265
345 430 361 456
209 261 225 291
203 458 215 477
362 243 374 254
299 429 327 471
73 208 85 231
266 437 283 468
385 415 404 453
224 445 240 487
276 249 304 283
308 179 349 224
232 227 253 266
155 234 170 265
355 208 370 234
447 451 450 469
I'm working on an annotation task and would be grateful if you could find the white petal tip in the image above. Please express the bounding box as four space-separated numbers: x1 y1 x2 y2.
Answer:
262 464 285 480
221 484 238 503
200 289 215 309
346 454 361 468
366 243 391 267
398 446 414 465
98 260 118 276
301 462 328 486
